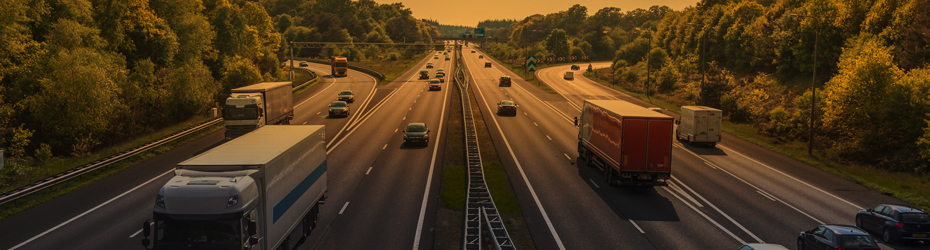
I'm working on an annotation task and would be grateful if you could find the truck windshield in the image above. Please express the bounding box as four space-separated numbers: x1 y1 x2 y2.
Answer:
335 62 347 67
225 106 258 120
154 216 241 250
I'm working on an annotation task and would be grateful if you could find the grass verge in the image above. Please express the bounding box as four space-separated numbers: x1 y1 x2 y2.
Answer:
583 69 930 210
435 83 466 249
290 69 320 96
0 121 223 221
467 83 537 250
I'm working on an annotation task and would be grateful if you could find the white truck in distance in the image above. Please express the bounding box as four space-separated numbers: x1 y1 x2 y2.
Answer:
676 106 722 147
141 125 327 250
225 82 294 140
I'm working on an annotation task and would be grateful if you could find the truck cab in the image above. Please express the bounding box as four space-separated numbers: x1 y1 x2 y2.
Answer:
225 93 266 139
331 56 348 77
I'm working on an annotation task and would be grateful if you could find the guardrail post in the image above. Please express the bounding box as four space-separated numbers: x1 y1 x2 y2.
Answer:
212 108 218 118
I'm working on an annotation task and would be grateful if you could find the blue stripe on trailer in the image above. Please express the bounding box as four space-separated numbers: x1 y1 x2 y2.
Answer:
273 161 326 223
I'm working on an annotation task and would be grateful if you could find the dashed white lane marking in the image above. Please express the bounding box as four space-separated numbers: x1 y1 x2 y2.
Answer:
303 122 308 125
588 179 600 189
534 122 538 127
339 202 350 214
366 167 373 175
563 153 571 160
546 135 552 141
628 219 645 234
383 144 388 150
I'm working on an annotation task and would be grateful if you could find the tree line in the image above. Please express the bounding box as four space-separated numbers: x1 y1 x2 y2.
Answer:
0 0 440 182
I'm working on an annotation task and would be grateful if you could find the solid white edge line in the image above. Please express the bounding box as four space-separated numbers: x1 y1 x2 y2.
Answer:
295 74 337 108
757 190 776 201
325 73 379 148
703 161 718 169
412 58 451 250
668 182 703 208
672 176 765 243
663 186 746 245
11 169 175 250
717 145 864 210
468 59 567 250
339 202 350 214
628 219 645 234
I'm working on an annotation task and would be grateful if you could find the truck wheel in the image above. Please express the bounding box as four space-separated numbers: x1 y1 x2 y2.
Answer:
709 142 716 148
604 167 616 186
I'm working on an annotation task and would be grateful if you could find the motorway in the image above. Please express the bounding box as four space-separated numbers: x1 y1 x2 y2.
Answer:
464 47 922 249
0 45 925 250
0 51 451 250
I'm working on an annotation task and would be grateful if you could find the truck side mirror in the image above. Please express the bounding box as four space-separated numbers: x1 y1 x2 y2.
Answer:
675 120 680 125
248 221 257 236
258 108 264 114
142 219 151 237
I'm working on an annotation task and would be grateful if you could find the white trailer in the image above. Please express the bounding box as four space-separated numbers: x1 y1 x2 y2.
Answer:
142 125 327 250
225 82 295 140
675 106 722 147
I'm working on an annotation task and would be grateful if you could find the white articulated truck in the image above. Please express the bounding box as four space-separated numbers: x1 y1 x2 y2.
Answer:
141 125 327 250
224 82 294 140
675 106 722 147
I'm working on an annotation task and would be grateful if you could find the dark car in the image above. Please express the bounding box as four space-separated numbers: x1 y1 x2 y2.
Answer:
499 76 511 87
337 90 355 103
471 50 476 53
570 64 580 70
403 123 430 146
328 101 349 117
426 63 434 69
797 225 880 250
428 80 441 91
419 69 430 79
484 62 492 68
857 204 930 244
445 55 450 61
299 61 309 67
479 55 484 59
497 100 517 116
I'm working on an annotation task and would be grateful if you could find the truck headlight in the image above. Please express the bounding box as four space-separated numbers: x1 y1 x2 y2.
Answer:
227 195 239 208
156 194 166 208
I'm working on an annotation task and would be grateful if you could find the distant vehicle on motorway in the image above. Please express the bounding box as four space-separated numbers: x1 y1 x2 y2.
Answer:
564 71 574 80
299 61 309 67
419 69 430 79
338 90 355 103
479 55 484 59
737 244 788 250
445 55 450 60
571 64 580 70
329 101 350 117
797 225 880 250
434 55 439 59
856 204 930 244
499 76 511 87
471 50 476 53
497 100 517 116
331 56 348 77
403 123 430 146
225 82 294 140
676 106 722 147
426 62 434 69
429 80 441 91
484 61 492 68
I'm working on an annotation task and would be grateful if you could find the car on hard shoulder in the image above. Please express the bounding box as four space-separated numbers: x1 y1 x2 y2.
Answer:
328 101 349 117
338 90 355 103
499 76 511 87
797 225 880 250
419 69 430 79
856 204 930 244
484 61 492 68
429 80 441 91
570 64 580 70
403 123 430 146
299 61 309 67
426 62 434 69
497 100 518 116
478 55 484 59
737 244 788 250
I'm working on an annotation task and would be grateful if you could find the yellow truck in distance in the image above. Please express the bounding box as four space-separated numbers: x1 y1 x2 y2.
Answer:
330 56 348 77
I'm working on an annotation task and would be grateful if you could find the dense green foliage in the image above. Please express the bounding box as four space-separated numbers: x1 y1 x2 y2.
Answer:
0 0 440 183
421 19 473 36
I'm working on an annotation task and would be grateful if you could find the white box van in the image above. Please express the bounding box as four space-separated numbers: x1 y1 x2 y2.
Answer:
675 106 722 147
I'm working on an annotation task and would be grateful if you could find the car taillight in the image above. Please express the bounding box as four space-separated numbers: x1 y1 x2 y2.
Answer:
832 246 844 250
896 221 904 228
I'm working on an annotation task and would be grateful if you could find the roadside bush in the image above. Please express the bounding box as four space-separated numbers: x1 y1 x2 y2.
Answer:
656 66 678 93
765 106 792 136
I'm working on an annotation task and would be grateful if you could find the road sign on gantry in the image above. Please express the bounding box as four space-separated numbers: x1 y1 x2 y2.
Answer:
527 56 537 72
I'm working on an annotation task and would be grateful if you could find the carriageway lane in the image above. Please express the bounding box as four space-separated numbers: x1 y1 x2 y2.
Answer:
302 51 452 250
0 65 380 250
464 50 739 249
535 63 918 249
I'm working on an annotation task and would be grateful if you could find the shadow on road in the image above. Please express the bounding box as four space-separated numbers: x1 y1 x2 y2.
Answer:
576 159 681 222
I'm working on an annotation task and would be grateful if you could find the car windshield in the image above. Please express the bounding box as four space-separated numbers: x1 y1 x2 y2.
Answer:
501 77 510 80
430 80 440 84
154 217 241 250
839 235 877 247
331 102 346 107
224 106 258 120
902 213 930 222
407 124 427 132
340 91 353 95
335 62 347 67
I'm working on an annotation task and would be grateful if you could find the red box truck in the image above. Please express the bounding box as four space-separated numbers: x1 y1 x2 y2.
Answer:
578 100 673 186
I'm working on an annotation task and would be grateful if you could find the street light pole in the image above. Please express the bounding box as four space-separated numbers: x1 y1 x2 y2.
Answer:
789 13 818 155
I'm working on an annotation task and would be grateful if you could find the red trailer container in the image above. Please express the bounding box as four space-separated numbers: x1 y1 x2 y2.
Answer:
578 100 673 186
